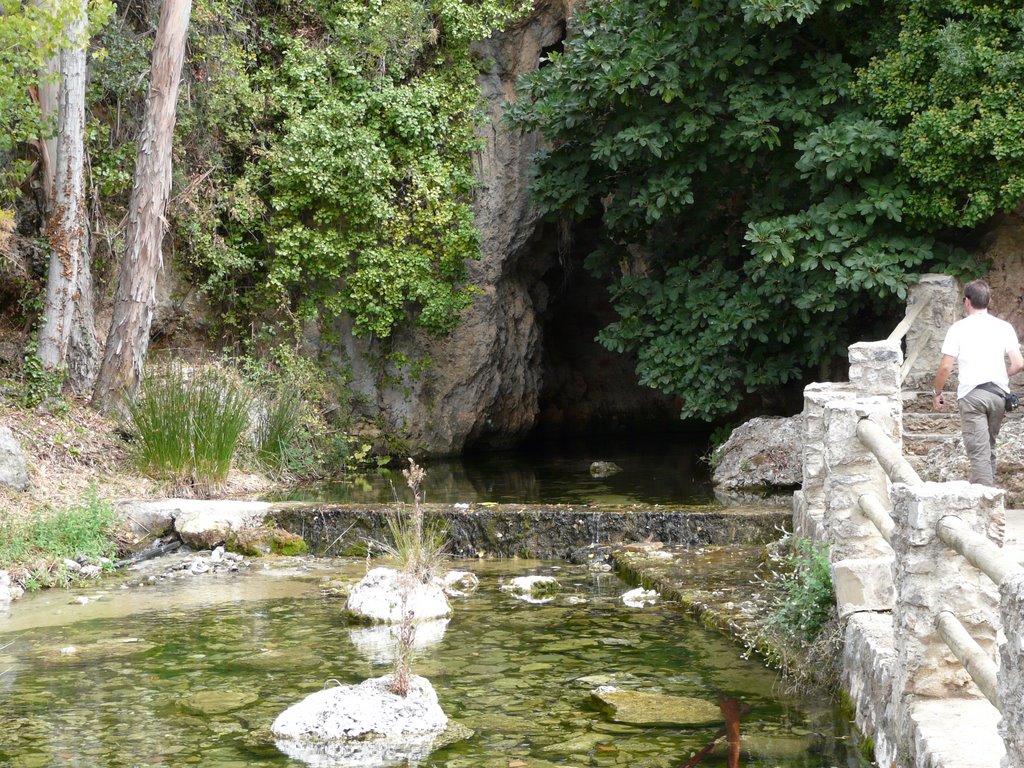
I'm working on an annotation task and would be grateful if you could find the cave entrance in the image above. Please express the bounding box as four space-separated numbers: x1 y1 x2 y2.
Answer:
519 218 706 444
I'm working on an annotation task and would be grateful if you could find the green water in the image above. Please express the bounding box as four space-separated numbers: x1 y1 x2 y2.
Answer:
0 558 856 767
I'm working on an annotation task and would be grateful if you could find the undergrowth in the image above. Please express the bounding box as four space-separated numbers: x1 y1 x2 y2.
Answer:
749 536 842 695
0 486 120 588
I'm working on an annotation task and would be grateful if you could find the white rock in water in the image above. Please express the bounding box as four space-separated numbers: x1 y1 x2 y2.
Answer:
272 674 447 767
0 570 13 604
346 567 450 623
500 575 559 604
621 587 659 608
589 461 623 478
441 570 479 596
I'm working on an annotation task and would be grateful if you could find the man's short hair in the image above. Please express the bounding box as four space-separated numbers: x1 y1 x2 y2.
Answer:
964 279 991 309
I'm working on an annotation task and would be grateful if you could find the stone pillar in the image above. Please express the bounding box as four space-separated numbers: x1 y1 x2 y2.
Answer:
903 274 961 392
822 395 900 616
849 340 904 400
795 382 853 542
890 481 1004 702
999 573 1024 768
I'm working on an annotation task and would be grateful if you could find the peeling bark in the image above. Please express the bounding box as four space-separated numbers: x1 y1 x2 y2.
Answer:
92 0 192 412
37 0 87 374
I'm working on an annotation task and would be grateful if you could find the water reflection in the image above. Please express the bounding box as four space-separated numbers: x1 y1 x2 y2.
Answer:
270 436 716 506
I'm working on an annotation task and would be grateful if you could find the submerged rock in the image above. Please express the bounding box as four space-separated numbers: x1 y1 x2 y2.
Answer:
346 567 451 623
272 674 448 767
590 686 721 727
180 690 259 716
589 461 623 478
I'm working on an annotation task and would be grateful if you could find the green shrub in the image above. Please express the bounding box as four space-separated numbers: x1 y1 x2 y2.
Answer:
238 346 346 478
0 487 118 585
766 538 836 643
251 387 306 475
749 537 841 694
123 365 250 493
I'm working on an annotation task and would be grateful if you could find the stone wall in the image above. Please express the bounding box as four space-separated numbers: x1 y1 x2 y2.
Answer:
798 297 1024 768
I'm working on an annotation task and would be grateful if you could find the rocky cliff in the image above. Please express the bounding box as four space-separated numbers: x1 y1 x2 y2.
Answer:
333 0 692 456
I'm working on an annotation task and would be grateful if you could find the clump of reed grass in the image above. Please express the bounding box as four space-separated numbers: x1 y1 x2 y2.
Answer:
122 365 250 494
250 387 306 475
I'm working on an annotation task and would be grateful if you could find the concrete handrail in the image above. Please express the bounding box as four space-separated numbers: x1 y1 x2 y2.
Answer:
936 515 1020 587
900 328 932 385
935 610 1000 707
887 293 931 344
858 493 895 545
856 418 923 486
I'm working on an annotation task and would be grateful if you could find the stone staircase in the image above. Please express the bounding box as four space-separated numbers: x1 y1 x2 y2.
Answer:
901 390 961 474
901 389 1024 482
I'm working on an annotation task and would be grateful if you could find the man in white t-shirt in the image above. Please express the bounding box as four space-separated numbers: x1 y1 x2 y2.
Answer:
932 279 1024 486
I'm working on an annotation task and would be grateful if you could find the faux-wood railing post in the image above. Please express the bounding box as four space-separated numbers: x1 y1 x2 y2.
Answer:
890 482 1005 765
1000 574 1024 768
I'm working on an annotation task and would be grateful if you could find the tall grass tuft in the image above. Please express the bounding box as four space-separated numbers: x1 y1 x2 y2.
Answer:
251 387 306 475
123 365 250 493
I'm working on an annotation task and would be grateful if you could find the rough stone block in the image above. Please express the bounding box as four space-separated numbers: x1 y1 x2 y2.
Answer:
833 556 895 617
843 613 898 768
891 482 1004 700
849 340 903 397
999 572 1024 768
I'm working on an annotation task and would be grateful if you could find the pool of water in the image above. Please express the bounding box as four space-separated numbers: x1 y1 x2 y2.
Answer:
270 436 717 506
0 557 859 767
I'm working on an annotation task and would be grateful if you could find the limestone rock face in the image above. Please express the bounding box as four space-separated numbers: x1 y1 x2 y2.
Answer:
0 425 29 491
272 674 448 767
712 415 803 490
336 0 575 456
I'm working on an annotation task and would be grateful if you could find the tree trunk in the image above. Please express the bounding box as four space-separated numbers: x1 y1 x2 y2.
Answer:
36 0 59 209
92 0 192 413
67 235 99 394
36 1 87 373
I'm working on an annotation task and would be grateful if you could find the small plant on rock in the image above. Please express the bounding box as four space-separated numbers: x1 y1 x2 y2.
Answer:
388 459 448 697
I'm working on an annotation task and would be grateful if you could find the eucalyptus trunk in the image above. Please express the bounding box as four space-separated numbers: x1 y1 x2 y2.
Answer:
36 0 88 376
92 0 192 412
35 0 59 209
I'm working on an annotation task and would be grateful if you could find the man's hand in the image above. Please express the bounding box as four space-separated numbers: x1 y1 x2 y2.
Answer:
933 392 946 411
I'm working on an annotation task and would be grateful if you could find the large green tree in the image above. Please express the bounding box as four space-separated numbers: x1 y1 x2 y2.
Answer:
508 0 981 420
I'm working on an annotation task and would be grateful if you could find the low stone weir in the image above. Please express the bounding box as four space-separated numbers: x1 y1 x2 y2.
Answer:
273 503 789 559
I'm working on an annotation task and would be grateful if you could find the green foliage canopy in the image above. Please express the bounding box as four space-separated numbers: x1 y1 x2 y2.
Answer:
88 0 528 342
0 0 111 206
858 1 1024 229
508 0 983 420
